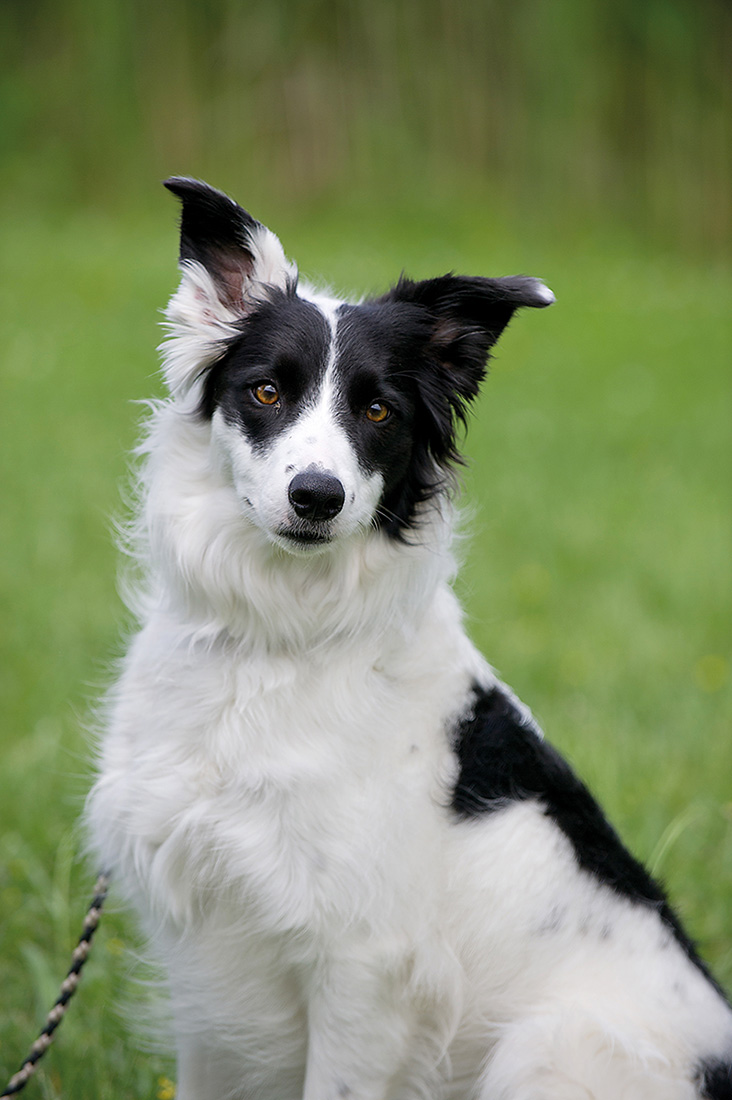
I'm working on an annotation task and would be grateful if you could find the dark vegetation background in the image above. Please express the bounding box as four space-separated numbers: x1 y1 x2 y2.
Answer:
0 1 730 1096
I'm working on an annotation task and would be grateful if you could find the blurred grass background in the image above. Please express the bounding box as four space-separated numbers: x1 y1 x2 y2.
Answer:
0 1 730 1096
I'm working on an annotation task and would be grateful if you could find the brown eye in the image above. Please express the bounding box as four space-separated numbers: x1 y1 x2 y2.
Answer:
365 401 390 424
253 382 280 406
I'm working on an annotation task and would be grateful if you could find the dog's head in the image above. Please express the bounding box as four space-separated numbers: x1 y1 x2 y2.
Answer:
162 178 553 553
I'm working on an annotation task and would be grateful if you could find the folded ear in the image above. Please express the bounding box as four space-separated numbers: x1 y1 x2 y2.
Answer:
161 178 297 395
383 273 554 404
378 274 554 514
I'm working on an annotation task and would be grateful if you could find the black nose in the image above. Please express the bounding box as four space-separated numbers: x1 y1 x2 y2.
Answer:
288 470 345 521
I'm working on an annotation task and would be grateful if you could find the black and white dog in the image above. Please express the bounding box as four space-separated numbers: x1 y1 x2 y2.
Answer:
86 179 732 1099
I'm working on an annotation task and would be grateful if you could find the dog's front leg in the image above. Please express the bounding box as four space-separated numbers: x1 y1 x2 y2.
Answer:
302 950 420 1100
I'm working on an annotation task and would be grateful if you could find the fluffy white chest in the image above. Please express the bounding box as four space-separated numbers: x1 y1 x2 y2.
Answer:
93 598 478 940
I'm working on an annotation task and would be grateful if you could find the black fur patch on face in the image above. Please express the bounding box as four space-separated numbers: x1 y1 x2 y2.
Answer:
332 301 437 536
199 291 331 449
451 684 728 996
697 1059 732 1099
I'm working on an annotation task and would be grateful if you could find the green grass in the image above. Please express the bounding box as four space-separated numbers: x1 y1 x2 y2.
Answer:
0 197 730 1097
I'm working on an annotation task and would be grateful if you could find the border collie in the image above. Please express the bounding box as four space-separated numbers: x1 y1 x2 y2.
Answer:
86 179 732 1099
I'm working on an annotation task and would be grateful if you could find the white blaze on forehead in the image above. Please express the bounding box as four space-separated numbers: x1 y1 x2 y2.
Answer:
272 297 350 476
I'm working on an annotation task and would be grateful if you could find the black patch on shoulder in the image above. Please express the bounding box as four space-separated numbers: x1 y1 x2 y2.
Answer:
198 292 331 448
697 1060 732 1099
451 683 728 996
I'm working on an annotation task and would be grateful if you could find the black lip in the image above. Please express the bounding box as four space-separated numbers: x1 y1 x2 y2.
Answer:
278 528 332 545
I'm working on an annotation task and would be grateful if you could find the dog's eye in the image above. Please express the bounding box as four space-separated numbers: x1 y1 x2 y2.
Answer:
253 382 280 406
365 401 390 424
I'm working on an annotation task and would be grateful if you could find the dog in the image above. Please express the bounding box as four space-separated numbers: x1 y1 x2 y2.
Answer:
86 178 732 1099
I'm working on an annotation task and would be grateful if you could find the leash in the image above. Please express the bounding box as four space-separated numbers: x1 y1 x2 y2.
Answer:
1 871 111 1097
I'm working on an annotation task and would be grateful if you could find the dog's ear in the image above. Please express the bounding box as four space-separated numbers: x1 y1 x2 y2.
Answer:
161 178 297 395
379 275 554 516
384 273 554 404
164 178 296 314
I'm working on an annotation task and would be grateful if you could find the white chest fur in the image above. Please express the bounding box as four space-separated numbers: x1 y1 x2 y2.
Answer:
90 585 483 944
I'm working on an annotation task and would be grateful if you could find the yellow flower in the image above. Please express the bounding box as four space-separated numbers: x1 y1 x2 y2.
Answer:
156 1077 176 1099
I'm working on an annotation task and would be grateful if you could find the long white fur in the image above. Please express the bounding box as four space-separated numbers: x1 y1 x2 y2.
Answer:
86 220 732 1099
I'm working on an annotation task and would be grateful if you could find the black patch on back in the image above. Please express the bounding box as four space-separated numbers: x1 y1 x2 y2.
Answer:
698 1060 732 1099
198 292 331 448
451 683 728 996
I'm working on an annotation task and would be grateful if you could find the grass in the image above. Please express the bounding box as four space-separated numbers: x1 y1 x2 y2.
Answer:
0 195 730 1097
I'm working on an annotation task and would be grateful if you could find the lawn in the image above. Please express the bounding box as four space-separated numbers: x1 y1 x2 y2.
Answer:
0 196 730 1098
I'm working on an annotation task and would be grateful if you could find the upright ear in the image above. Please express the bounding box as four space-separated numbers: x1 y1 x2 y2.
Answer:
161 178 297 395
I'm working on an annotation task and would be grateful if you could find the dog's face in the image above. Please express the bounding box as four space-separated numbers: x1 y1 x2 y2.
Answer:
205 293 419 554
162 178 554 552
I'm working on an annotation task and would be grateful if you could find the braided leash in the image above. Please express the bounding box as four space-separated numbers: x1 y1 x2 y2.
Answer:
1 872 110 1097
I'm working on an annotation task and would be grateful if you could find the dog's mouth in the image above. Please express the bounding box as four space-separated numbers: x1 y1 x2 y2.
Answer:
275 524 333 549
